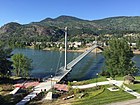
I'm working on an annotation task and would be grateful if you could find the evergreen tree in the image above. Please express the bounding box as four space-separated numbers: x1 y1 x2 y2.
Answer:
11 53 32 77
103 38 138 78
136 39 140 50
0 46 12 78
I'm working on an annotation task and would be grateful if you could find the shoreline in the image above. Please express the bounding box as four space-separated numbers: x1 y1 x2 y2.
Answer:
43 47 103 53
133 50 140 55
28 46 140 54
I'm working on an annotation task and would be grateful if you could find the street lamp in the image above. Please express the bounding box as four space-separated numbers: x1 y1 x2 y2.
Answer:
50 75 53 91
50 75 53 101
96 73 98 87
51 68 53 71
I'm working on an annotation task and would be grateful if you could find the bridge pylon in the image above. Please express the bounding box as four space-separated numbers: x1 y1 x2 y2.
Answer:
64 27 68 71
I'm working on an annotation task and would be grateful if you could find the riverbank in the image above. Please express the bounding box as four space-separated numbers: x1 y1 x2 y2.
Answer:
133 50 140 54
43 47 103 53
28 45 140 54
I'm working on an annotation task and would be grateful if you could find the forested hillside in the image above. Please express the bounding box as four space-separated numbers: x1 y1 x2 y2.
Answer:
1 15 140 43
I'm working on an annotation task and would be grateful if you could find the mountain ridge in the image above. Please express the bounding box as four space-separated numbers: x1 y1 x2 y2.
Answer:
1 15 140 42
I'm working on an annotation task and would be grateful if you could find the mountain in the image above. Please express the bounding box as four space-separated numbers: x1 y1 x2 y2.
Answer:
1 15 140 42
32 16 97 29
93 16 140 31
31 15 101 35
31 16 140 34
0 22 64 42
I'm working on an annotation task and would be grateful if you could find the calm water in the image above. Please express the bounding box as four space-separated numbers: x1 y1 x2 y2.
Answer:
12 48 140 81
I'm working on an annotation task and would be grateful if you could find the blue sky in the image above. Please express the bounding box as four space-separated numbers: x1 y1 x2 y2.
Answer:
0 0 140 26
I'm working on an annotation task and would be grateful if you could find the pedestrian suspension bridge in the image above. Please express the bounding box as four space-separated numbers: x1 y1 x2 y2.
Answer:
52 44 99 82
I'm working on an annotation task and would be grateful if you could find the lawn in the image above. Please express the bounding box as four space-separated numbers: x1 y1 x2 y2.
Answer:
134 76 140 80
73 86 136 105
114 76 140 94
115 76 124 80
126 83 140 93
112 76 140 81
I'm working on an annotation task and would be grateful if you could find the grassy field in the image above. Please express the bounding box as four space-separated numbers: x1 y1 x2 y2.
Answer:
114 76 140 94
134 76 140 80
126 83 140 93
115 76 124 80
73 87 136 105
112 76 140 81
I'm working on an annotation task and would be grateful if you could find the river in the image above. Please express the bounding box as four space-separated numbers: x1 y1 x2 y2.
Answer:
12 48 140 81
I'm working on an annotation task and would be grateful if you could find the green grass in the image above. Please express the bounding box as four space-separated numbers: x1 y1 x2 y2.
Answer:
71 76 107 86
126 83 140 93
73 87 136 105
113 76 140 81
115 76 124 80
124 76 140 93
115 76 140 93
134 76 140 80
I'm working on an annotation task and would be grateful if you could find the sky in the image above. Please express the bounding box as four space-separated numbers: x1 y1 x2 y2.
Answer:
0 0 140 26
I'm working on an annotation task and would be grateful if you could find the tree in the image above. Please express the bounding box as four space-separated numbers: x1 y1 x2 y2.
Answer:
11 53 32 77
136 38 140 50
103 38 138 78
0 46 12 77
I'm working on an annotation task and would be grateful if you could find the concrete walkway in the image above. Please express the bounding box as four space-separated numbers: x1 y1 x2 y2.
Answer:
9 87 20 95
72 81 110 89
10 81 27 95
16 80 56 105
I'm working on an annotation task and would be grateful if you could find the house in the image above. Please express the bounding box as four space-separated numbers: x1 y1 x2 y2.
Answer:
73 42 82 48
68 42 82 48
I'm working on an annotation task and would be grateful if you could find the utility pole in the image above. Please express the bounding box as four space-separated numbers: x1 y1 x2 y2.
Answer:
64 27 67 71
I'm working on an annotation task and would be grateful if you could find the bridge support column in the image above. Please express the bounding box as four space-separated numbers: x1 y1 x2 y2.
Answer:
64 27 68 70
